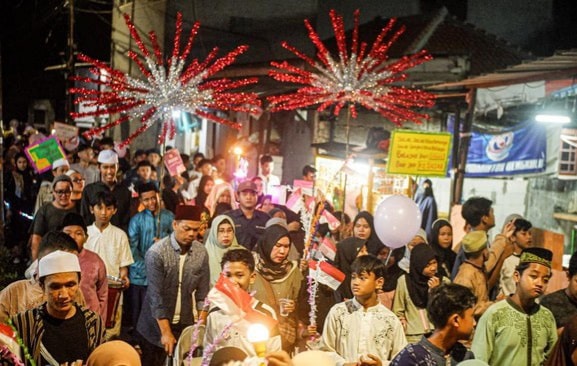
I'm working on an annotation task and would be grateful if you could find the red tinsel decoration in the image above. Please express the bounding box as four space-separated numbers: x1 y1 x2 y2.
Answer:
70 12 261 147
268 9 436 125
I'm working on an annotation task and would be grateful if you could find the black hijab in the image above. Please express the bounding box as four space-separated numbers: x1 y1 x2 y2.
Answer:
383 246 407 292
428 219 455 278
353 211 384 256
406 243 437 309
334 237 367 300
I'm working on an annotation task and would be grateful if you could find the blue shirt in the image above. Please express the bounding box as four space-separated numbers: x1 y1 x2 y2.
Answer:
128 208 174 286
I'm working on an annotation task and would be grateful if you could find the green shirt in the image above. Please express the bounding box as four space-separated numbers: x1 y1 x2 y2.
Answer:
471 298 557 366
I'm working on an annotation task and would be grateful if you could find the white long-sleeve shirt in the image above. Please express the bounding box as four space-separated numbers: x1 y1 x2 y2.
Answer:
321 298 407 366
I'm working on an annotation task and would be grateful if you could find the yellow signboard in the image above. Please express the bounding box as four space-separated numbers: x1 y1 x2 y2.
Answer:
387 130 452 176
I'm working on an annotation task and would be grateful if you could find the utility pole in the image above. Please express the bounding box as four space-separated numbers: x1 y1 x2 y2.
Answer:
65 0 75 124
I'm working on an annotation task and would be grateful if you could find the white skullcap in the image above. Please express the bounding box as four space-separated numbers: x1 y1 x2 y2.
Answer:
38 250 81 278
65 169 78 177
52 158 70 170
97 149 118 164
292 351 334 366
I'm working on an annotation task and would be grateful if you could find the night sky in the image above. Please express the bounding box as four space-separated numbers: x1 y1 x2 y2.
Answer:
0 0 112 123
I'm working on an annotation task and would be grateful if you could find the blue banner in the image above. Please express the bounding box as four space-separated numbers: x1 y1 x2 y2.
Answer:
464 122 546 177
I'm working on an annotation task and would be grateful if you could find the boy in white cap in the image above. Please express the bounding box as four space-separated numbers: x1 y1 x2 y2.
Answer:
10 250 105 365
80 149 132 232
0 232 87 323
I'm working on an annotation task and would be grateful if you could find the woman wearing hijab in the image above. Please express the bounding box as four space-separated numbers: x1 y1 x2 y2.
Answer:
416 179 438 237
4 152 37 261
352 211 384 256
397 229 429 273
334 237 369 301
251 224 304 352
204 215 245 286
205 182 238 217
428 219 455 278
393 243 443 343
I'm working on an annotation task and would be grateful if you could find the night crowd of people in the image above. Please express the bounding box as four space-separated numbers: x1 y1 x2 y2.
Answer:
2 125 577 366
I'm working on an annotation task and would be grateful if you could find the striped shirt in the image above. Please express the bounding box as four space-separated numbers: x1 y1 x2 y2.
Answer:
10 303 104 366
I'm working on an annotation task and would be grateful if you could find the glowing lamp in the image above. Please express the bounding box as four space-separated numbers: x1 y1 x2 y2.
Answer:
233 146 243 156
535 113 571 124
247 323 269 358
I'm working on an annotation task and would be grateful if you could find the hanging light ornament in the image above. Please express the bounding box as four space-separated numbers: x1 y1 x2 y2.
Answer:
70 12 261 147
268 9 435 124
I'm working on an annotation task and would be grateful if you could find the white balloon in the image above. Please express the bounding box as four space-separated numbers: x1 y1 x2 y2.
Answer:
374 195 422 249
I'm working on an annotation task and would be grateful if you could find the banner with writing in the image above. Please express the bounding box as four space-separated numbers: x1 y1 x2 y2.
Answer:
387 130 452 176
465 123 546 177
163 148 186 177
24 136 66 174
53 122 79 151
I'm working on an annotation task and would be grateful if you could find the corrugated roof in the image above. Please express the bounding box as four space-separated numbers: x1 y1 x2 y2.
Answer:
323 10 532 77
431 50 577 89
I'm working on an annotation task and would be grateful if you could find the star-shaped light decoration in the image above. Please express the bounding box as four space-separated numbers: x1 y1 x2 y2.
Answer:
268 9 435 124
70 12 261 147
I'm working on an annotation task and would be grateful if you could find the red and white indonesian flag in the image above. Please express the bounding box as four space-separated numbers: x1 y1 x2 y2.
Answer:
285 188 303 213
319 209 340 231
207 275 277 331
0 323 22 362
308 260 345 290
317 236 337 261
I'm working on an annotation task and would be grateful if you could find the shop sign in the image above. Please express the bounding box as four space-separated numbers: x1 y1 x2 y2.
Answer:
387 130 452 176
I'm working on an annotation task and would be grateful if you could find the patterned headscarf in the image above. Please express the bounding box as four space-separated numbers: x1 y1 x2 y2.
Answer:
255 224 293 281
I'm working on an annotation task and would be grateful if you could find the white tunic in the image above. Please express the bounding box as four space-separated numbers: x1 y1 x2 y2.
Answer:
86 223 134 278
321 298 407 366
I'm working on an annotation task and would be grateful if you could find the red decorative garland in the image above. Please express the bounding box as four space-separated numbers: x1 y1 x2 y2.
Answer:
268 9 435 125
70 12 261 147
